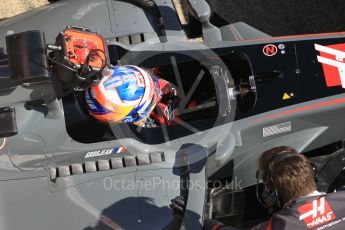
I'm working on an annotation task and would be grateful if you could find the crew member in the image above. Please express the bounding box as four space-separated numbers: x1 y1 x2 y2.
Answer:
171 146 345 229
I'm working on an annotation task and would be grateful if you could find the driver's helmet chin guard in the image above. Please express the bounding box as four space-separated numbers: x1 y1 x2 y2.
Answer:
85 65 161 124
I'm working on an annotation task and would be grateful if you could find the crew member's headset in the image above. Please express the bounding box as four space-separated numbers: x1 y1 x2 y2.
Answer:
256 151 298 210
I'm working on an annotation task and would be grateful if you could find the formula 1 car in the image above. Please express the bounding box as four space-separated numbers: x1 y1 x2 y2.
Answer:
1 0 345 229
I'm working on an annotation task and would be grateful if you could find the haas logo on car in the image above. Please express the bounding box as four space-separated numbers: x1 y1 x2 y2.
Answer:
298 197 336 228
315 43 345 89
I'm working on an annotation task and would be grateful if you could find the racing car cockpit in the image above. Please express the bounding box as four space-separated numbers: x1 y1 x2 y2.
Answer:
31 26 257 145
0 25 257 230
3 0 345 228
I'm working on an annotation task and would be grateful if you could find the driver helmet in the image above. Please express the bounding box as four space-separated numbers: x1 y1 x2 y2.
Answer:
85 65 161 124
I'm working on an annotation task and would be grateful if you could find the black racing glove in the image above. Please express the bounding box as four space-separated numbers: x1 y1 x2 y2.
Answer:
169 196 186 220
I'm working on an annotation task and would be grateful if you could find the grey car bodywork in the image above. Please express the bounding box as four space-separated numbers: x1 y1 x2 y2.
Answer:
0 0 345 229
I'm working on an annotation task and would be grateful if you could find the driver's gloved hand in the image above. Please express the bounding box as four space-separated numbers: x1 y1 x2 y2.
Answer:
131 0 160 16
204 218 247 230
162 196 186 230
169 196 186 220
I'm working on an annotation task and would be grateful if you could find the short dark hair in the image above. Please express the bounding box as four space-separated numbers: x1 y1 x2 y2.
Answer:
259 146 316 204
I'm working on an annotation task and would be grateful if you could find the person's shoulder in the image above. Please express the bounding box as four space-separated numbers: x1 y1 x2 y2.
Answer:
267 206 305 229
326 190 345 195
322 191 345 202
252 215 290 230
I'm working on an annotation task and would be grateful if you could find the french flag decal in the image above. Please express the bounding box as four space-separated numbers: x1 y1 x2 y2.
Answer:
114 147 126 154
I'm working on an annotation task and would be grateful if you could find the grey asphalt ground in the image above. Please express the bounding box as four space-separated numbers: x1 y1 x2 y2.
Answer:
207 0 345 36
0 0 48 19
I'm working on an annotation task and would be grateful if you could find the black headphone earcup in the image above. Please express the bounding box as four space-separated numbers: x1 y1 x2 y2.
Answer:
275 189 280 208
262 186 278 208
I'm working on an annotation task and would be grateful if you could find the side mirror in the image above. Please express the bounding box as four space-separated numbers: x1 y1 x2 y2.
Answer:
1 31 56 107
6 30 50 84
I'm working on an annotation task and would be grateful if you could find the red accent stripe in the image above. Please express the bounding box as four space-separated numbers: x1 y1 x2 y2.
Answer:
0 138 6 150
254 98 345 122
265 219 273 230
239 31 345 42
212 224 224 230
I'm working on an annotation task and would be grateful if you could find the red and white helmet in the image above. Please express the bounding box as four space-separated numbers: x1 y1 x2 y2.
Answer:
85 65 161 123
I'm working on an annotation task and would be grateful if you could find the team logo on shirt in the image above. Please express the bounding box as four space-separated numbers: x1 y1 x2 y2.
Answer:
298 197 336 228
